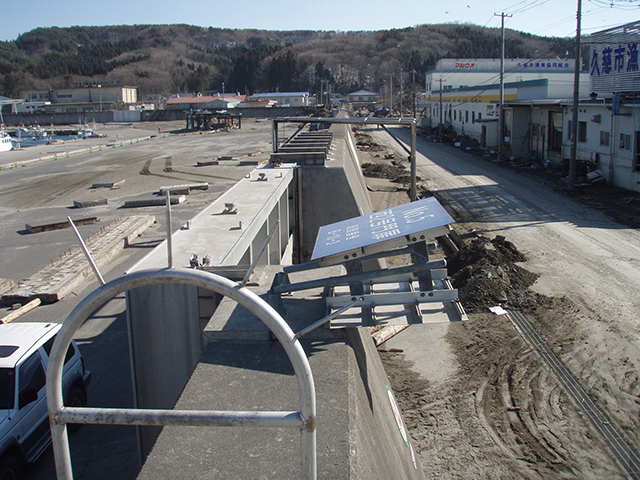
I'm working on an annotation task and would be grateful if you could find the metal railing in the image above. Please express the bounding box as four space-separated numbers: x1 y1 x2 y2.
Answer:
46 267 317 479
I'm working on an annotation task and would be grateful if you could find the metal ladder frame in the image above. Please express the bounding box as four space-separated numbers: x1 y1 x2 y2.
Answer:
46 267 317 479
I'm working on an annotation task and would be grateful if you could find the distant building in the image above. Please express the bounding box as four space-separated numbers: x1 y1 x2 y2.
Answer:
346 90 381 108
165 94 245 110
420 58 590 160
19 86 137 113
247 92 309 107
237 99 278 108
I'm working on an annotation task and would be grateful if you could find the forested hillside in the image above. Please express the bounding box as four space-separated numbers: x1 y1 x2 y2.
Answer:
0 23 579 99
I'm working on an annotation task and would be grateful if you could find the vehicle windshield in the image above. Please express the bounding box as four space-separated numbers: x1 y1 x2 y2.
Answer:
0 368 15 409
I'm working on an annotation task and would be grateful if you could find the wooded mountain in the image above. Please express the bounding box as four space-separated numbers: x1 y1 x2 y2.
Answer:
0 23 580 100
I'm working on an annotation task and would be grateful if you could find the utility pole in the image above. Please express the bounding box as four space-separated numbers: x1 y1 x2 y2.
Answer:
412 69 417 118
569 0 582 190
389 75 393 114
438 78 443 138
399 69 403 115
495 12 512 162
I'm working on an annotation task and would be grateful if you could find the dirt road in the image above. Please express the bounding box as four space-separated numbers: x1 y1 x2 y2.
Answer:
356 126 639 479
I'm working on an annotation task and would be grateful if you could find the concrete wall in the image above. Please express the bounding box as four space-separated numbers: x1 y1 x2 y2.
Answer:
298 123 374 262
345 327 426 480
126 283 202 457
124 167 296 460
4 111 117 126
3 106 306 126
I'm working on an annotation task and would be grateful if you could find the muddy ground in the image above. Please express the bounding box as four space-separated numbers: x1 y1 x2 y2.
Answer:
354 127 631 479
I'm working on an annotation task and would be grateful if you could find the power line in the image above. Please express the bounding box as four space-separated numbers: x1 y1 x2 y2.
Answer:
589 0 640 9
507 0 553 15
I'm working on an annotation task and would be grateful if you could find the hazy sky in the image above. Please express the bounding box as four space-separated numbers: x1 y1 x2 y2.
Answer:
1 0 638 42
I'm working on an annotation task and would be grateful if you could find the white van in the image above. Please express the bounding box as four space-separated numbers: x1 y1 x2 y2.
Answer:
0 322 91 480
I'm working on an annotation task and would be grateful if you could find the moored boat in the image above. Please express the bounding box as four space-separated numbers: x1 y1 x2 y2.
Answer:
0 126 12 152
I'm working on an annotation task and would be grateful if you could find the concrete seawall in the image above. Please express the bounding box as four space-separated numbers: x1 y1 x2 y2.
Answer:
130 120 426 478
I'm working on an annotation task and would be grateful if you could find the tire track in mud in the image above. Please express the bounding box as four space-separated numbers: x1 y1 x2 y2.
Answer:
508 309 640 479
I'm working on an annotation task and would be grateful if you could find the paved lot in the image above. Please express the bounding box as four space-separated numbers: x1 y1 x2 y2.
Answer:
0 119 274 480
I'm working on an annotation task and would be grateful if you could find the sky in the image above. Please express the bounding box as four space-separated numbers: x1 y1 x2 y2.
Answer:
0 0 638 42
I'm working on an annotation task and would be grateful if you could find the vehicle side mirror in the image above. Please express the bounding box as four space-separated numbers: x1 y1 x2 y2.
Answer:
19 388 38 409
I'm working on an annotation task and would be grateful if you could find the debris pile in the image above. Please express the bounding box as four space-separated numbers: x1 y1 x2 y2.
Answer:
355 131 385 152
361 162 407 181
447 235 539 313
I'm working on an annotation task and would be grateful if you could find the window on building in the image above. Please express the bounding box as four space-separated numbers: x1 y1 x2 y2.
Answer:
465 111 469 123
600 131 610 147
578 122 587 142
454 110 457 121
487 105 495 116
620 133 631 150
472 112 476 122
478 112 482 120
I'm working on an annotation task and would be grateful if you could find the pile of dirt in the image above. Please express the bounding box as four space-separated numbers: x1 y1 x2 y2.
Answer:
361 161 409 181
447 235 540 313
354 131 386 152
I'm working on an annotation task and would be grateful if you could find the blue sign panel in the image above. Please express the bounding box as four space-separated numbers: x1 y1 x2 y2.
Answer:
311 197 454 261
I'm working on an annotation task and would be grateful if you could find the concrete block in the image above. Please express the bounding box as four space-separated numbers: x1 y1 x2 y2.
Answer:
91 178 125 188
73 198 108 208
25 216 99 233
123 195 186 207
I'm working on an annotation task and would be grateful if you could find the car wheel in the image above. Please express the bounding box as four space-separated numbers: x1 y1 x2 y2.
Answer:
0 455 22 480
66 385 87 432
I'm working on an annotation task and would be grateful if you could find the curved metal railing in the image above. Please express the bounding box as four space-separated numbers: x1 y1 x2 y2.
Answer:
46 267 316 479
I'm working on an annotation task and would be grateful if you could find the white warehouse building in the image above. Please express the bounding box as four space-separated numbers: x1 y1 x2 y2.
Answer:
419 58 590 160
559 20 640 192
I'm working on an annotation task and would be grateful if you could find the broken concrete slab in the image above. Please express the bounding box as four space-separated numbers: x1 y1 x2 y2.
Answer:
25 216 99 233
0 279 14 295
2 215 155 305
